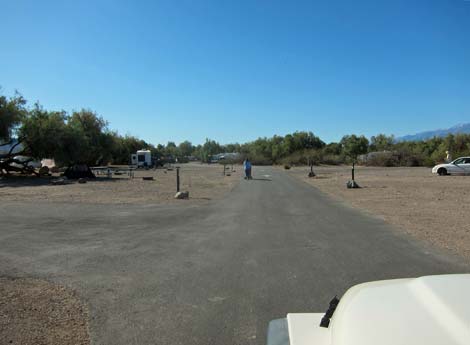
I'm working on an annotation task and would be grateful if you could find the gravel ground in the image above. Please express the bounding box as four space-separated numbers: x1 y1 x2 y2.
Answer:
0 163 241 204
286 165 470 261
0 278 89 345
0 162 241 344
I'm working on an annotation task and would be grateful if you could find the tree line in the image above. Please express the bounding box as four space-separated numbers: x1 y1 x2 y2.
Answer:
239 132 470 167
1 91 470 168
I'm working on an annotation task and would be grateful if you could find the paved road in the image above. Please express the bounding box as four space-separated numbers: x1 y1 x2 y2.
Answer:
1 167 468 345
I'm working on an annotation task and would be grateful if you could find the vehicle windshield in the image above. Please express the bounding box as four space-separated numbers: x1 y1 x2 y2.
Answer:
1 2 470 345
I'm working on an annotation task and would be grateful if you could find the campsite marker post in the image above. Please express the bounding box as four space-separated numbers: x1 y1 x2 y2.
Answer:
176 167 180 192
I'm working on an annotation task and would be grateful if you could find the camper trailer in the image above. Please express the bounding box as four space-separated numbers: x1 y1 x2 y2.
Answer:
131 149 152 168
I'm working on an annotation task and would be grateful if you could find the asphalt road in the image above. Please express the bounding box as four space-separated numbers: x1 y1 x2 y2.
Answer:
1 167 468 345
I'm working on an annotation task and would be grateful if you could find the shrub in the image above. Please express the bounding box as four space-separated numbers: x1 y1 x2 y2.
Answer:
321 154 344 165
364 152 398 167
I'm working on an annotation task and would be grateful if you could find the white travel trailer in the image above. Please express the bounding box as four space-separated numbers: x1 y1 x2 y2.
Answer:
131 149 152 168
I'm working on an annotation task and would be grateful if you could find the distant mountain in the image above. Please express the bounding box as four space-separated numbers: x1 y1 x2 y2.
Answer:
396 123 470 142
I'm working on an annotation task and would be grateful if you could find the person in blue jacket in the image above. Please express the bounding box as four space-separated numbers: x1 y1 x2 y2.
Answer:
243 158 252 179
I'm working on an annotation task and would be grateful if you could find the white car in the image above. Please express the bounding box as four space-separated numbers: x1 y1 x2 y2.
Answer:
432 157 470 176
11 155 42 169
267 274 470 345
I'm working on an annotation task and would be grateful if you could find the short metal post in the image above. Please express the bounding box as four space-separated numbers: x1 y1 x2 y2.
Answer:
176 167 180 192
352 162 355 181
223 164 226 176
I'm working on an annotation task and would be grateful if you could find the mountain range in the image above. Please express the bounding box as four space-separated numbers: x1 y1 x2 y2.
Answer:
396 123 470 142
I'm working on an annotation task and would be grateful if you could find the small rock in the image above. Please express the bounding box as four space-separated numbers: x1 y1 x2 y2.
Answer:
78 178 87 184
142 176 154 181
308 171 316 178
174 191 189 199
346 180 360 189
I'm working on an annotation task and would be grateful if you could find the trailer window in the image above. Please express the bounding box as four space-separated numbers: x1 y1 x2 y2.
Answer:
138 155 145 162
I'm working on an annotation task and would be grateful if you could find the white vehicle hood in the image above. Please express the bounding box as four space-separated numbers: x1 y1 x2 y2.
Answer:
285 274 470 345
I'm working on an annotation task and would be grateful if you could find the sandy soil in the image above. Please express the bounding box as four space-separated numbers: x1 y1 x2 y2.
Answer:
0 278 89 345
286 165 470 261
0 163 241 204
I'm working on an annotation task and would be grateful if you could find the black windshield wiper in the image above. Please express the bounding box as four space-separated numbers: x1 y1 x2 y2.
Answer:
319 296 340 328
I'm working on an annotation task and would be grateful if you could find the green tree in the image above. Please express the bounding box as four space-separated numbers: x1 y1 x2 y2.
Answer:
291 131 325 151
323 142 342 155
20 105 72 165
198 138 222 162
369 134 394 152
68 109 114 165
0 91 27 142
165 141 179 157
224 143 241 153
21 107 116 166
109 134 152 164
178 140 194 157
341 135 369 162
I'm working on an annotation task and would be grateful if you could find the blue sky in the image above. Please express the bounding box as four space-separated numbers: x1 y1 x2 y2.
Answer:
1 0 469 145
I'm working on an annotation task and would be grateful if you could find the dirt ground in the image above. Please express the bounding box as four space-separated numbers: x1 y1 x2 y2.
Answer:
0 163 241 344
286 165 470 261
0 163 241 204
0 278 89 345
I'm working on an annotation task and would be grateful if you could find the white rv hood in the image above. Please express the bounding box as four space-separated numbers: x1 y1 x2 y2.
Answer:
271 274 470 345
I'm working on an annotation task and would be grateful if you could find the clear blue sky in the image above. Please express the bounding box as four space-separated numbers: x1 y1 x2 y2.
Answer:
1 0 469 145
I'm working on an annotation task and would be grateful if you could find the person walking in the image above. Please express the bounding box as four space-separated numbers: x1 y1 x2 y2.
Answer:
446 150 452 163
243 158 252 179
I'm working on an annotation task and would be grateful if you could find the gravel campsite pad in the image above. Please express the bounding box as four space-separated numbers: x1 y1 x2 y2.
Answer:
0 278 89 345
0 163 241 204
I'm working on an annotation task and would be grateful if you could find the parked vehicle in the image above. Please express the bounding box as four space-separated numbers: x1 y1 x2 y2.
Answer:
131 149 152 168
432 157 470 175
11 155 41 169
267 274 470 345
